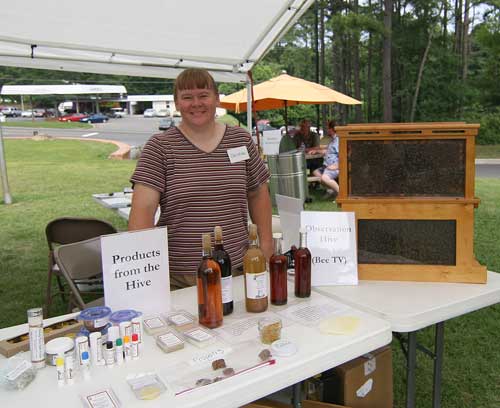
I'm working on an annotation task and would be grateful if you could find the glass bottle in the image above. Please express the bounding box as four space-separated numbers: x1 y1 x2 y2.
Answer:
244 224 268 313
27 307 45 369
269 234 288 305
294 227 311 298
213 226 233 316
197 233 223 328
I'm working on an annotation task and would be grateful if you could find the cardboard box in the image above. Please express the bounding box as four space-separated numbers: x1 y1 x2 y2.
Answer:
321 346 393 408
0 318 82 357
243 398 349 408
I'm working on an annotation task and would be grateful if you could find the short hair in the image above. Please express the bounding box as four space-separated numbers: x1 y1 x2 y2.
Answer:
174 68 218 100
327 120 336 129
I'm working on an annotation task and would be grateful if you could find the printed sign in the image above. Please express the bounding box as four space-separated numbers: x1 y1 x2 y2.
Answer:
262 129 282 155
101 227 170 314
301 211 358 286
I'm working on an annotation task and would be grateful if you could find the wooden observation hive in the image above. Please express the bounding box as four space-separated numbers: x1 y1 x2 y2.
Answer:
336 122 486 283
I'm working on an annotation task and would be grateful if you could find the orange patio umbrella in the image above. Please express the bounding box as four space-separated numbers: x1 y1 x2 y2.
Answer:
219 73 362 114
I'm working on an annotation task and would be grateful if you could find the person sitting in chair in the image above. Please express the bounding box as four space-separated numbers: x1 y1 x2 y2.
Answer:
313 120 339 199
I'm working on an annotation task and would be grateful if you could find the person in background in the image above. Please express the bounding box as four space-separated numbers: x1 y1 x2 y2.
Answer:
128 68 273 290
313 120 340 199
294 119 319 149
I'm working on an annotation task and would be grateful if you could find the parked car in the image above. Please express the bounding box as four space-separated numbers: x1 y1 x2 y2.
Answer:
33 109 46 117
143 108 156 118
58 113 88 122
155 109 170 117
79 113 109 124
1 107 22 117
159 116 182 130
21 110 35 118
109 107 127 118
252 123 277 135
0 112 5 123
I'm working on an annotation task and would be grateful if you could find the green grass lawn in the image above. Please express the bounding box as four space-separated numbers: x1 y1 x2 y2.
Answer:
2 120 92 129
0 139 499 407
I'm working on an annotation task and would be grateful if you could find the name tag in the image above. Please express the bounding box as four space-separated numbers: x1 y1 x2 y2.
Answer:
227 146 250 163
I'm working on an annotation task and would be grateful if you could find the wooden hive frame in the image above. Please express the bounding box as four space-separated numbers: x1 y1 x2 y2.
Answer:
336 122 487 283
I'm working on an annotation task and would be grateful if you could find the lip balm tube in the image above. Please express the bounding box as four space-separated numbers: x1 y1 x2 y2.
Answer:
131 317 143 351
105 341 115 367
75 336 89 366
89 331 104 366
115 338 124 365
65 355 75 385
81 351 91 380
123 336 131 362
119 321 132 340
56 355 65 386
107 326 120 345
131 333 139 359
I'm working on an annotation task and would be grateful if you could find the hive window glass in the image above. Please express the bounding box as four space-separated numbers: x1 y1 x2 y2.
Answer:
358 220 456 265
347 139 466 196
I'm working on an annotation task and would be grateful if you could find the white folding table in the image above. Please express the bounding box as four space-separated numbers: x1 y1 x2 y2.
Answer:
314 270 500 408
0 277 392 407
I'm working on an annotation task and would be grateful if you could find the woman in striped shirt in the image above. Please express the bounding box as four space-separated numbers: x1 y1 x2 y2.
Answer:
129 68 273 290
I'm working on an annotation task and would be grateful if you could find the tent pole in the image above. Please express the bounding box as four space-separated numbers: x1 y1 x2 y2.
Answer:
246 77 252 134
284 100 288 135
0 123 13 204
247 71 260 151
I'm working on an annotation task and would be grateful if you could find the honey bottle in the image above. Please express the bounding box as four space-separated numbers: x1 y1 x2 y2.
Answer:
244 224 268 313
197 233 223 328
213 226 233 316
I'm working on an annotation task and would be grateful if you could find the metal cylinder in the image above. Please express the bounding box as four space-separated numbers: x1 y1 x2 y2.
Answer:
267 150 308 206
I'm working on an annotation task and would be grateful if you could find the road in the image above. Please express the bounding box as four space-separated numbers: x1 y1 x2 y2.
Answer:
1 116 159 146
2 117 500 178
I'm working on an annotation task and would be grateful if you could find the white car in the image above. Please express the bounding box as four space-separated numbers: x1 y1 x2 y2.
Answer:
21 110 35 118
0 112 5 123
143 108 156 118
155 109 170 117
110 107 127 118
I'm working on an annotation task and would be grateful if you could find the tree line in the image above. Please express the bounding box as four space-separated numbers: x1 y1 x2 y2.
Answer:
1 1 499 143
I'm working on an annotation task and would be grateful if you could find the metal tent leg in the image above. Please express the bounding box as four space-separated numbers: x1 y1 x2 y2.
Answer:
432 322 445 408
406 331 417 408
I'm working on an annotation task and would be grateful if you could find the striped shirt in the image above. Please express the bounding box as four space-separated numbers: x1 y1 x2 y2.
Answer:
130 125 270 278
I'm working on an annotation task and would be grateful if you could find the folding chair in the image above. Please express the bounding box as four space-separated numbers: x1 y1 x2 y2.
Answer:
54 236 105 312
45 217 116 316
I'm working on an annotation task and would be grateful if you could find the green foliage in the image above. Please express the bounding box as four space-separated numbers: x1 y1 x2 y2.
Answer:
464 106 500 145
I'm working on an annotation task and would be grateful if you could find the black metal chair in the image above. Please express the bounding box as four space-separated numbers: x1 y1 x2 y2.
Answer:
54 236 107 312
45 217 116 316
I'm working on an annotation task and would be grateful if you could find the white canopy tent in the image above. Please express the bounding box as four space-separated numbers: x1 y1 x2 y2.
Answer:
0 0 315 204
0 84 127 96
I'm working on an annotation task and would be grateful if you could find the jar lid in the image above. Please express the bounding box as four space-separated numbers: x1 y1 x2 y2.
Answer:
109 309 141 324
45 337 74 354
78 306 112 325
271 339 297 357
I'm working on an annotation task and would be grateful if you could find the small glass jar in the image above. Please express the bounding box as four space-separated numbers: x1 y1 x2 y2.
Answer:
258 317 282 345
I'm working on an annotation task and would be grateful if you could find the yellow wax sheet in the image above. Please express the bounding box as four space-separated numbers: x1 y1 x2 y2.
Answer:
319 316 361 335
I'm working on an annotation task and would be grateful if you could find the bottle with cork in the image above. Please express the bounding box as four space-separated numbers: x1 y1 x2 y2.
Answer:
294 227 311 298
197 233 223 328
269 233 288 305
244 224 268 313
213 226 233 316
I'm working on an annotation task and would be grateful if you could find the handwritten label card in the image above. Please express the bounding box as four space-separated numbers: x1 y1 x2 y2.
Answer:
101 227 170 314
301 211 358 286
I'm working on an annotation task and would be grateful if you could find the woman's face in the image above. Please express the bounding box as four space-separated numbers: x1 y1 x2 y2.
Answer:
175 87 219 129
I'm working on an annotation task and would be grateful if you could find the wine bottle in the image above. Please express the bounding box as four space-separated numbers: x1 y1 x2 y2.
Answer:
197 233 223 328
294 227 311 298
269 234 288 305
213 226 233 316
244 224 268 313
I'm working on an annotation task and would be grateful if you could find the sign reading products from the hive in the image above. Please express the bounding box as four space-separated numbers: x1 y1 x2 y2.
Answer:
101 227 170 314
301 211 358 286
